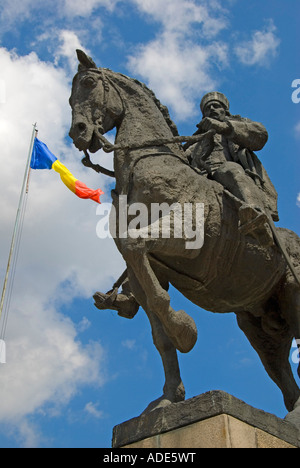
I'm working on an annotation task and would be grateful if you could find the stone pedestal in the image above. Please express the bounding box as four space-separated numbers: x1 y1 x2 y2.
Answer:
112 391 300 449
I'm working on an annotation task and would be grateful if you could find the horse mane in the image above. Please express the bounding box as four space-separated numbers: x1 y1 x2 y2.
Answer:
105 68 179 137
132 78 180 137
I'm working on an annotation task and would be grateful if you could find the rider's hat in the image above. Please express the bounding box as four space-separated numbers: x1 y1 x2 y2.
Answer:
200 92 230 113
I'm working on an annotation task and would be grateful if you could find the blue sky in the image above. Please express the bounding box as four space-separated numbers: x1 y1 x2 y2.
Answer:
0 0 299 448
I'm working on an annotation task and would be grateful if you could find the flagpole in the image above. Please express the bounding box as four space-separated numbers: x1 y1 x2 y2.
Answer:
0 123 38 359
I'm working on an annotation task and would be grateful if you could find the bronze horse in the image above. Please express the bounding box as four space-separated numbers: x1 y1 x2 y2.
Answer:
69 50 300 425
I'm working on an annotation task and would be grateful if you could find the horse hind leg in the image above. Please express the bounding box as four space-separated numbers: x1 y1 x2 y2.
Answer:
121 238 197 353
236 308 300 415
278 275 300 427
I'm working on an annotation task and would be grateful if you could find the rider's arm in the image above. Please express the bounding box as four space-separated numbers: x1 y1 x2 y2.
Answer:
226 117 268 152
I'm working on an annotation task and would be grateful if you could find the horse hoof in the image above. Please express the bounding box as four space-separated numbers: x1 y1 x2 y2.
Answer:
141 396 173 415
164 308 198 353
284 397 300 430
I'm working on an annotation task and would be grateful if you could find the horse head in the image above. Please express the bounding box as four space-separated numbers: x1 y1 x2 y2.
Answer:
69 50 124 153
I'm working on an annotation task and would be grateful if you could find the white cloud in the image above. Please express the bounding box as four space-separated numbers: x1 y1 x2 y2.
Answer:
63 0 119 17
235 21 280 66
77 316 92 333
294 121 300 139
0 0 118 29
127 1 229 121
0 0 43 27
121 339 136 350
0 47 124 446
297 193 300 208
55 30 88 74
35 28 91 76
128 34 222 120
84 401 104 419
132 0 227 38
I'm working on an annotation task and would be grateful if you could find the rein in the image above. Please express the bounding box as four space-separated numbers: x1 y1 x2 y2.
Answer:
82 149 115 178
93 129 216 154
81 129 216 178
76 67 215 177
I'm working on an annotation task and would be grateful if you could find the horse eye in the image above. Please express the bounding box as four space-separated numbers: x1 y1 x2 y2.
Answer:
81 76 97 89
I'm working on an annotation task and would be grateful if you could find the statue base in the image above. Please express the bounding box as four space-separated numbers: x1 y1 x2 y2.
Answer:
112 391 300 449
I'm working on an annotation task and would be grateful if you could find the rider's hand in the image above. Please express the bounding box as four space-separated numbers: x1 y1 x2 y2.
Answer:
198 117 231 135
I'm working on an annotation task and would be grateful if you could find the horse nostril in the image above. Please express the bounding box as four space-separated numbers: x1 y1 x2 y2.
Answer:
69 121 88 141
77 122 87 132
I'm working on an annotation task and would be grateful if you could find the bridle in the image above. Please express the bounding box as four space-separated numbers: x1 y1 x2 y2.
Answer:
73 67 125 176
73 70 217 178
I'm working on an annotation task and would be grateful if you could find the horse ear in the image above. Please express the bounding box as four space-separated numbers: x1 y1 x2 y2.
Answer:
76 49 97 70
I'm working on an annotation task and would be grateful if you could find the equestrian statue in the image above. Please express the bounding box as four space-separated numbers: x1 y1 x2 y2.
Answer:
68 50 300 427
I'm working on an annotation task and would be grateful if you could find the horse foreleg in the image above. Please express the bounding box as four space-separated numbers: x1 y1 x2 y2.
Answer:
126 266 185 412
122 238 197 353
142 311 186 413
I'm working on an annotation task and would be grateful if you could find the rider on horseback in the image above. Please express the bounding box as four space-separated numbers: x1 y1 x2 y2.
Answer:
94 92 279 316
184 92 278 239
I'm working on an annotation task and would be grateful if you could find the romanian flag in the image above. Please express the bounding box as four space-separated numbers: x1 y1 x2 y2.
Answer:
30 138 104 203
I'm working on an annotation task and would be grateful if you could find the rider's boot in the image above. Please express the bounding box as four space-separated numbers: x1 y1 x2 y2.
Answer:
94 284 139 319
